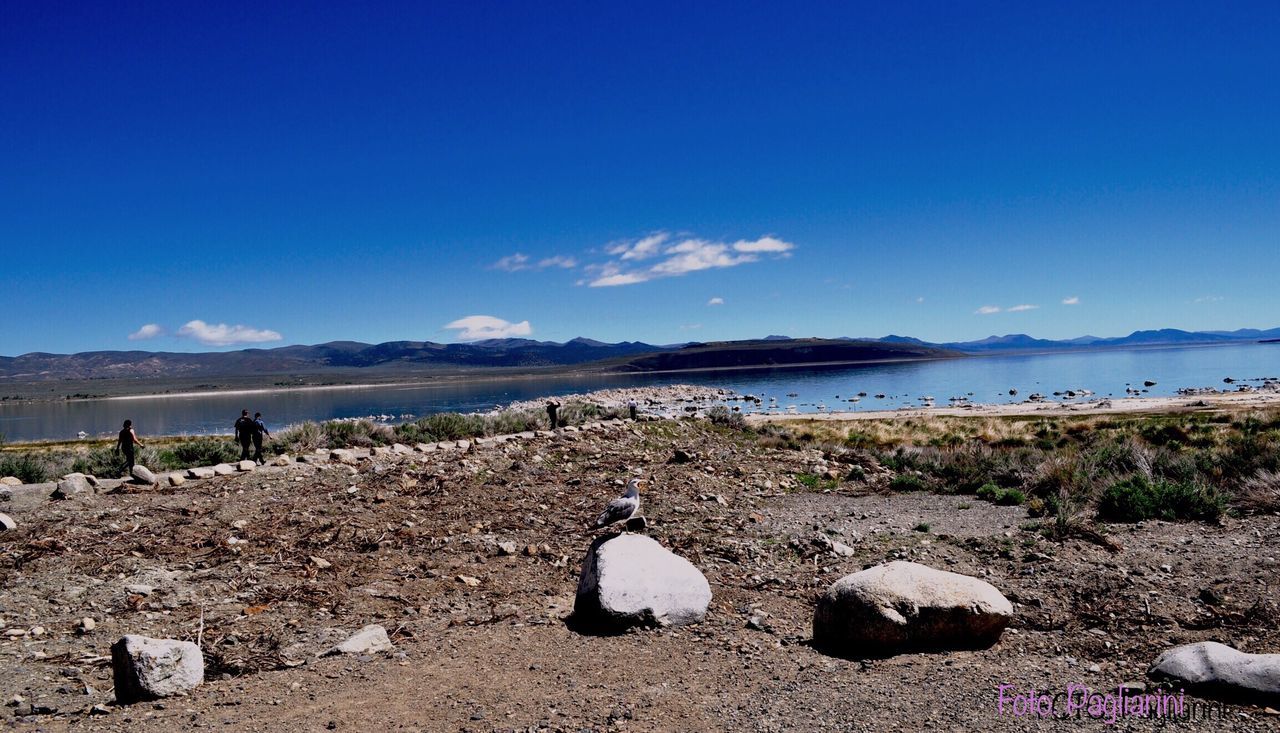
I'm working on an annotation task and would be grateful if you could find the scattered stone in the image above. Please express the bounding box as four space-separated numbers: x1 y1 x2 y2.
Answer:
455 440 471 452
457 575 481 587
125 584 155 597
272 455 293 467
371 446 393 457
310 556 332 569
167 474 186 487
1149 641 1280 703
813 561 1013 655
391 443 413 455
414 443 436 453
111 635 204 703
186 467 216 479
0 512 15 531
574 534 712 630
497 541 518 556
212 464 236 476
325 625 393 656
298 453 330 464
0 476 22 486
236 460 256 472
330 449 358 465
130 465 158 484
77 617 96 634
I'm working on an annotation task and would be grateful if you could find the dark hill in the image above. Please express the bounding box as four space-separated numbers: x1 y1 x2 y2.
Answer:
611 339 958 372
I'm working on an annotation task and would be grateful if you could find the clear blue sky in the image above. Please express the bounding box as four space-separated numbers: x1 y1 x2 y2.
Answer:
3 1 1278 355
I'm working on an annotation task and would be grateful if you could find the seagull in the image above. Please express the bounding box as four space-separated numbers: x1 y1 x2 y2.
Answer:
594 478 643 530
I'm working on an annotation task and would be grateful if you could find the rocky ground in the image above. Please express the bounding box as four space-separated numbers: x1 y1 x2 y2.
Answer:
1 418 1278 731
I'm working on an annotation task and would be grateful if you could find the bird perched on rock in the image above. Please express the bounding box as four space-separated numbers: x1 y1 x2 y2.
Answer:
594 478 643 531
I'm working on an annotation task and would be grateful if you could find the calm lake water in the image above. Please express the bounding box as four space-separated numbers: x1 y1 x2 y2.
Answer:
2 344 1277 443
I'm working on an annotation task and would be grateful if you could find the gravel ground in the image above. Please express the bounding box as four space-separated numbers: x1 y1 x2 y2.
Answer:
1 418 1278 731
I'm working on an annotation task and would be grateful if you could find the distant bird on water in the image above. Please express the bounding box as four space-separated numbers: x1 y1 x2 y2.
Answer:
594 478 643 530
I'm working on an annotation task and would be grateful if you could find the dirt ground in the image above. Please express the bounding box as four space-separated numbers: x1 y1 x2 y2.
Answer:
2 419 1278 731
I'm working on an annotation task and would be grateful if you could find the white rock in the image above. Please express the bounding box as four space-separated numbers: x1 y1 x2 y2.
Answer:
236 460 256 472
813 561 1013 655
130 465 158 484
0 477 22 487
414 443 436 453
111 635 203 703
167 474 185 487
52 474 93 499
272 455 293 467
0 512 15 531
391 443 413 455
187 467 216 479
1149 641 1280 702
212 463 236 476
325 624 393 656
330 449 358 465
574 534 712 629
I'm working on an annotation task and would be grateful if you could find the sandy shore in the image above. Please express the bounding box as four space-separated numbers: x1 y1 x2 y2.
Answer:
746 388 1280 423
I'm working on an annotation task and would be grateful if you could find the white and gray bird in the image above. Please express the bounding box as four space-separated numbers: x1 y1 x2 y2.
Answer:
594 478 643 530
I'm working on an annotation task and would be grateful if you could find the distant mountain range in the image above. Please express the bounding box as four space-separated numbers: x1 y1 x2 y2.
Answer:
1 327 1275 382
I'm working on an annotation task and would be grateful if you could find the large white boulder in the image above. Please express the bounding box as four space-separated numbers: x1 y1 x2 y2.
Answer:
813 561 1013 655
325 624 393 656
574 534 711 630
1149 641 1280 702
130 465 158 484
0 512 15 531
52 473 93 499
111 635 204 703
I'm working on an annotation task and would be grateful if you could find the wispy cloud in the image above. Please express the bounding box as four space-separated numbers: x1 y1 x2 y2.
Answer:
1006 304 1039 312
443 315 532 341
128 323 164 340
491 253 578 272
916 297 925 303
1193 295 1224 304
975 305 1002 315
177 320 283 346
707 297 725 306
587 233 795 287
1062 296 1080 305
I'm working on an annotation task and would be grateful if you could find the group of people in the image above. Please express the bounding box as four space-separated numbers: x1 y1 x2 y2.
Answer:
234 410 271 463
112 410 272 476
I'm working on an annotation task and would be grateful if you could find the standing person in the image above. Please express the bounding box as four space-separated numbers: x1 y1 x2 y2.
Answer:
233 410 255 461
252 411 270 464
115 419 144 475
628 398 638 421
546 400 560 429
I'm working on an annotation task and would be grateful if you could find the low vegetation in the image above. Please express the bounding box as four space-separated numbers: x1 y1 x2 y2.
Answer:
763 408 1280 526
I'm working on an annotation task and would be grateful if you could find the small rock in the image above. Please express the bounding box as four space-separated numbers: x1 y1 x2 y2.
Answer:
125 584 155 597
0 512 15 531
77 617 96 633
457 575 481 587
272 455 293 467
212 463 236 476
186 467 216 479
52 474 93 499
236 460 256 472
111 635 203 703
0 476 22 486
1149 641 1280 703
167 474 185 487
310 556 332 569
325 625 393 656
497 541 518 556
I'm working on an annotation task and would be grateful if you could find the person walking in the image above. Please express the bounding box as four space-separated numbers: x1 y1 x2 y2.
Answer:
233 410 255 461
252 411 270 464
115 419 144 474
546 400 560 429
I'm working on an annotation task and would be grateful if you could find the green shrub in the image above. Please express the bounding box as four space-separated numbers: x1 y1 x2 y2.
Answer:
977 482 1025 505
889 474 928 492
706 405 746 430
154 438 240 469
1098 475 1224 523
0 452 51 484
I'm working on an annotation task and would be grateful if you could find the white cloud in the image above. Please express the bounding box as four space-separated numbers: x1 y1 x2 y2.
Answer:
1007 304 1039 312
975 305 1002 315
443 315 532 341
492 253 531 271
177 320 283 346
537 255 577 269
1062 296 1080 305
1193 295 1224 304
128 323 164 340
492 252 577 272
707 297 725 306
587 234 795 287
916 297 925 304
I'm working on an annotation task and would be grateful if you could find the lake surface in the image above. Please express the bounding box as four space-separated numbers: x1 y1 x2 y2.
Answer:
2 344 1277 443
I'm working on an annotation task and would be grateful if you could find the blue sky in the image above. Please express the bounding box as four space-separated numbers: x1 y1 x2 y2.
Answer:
2 1 1278 355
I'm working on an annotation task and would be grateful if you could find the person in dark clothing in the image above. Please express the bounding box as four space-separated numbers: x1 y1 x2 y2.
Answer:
252 412 270 464
233 410 255 461
546 400 560 429
115 419 144 474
